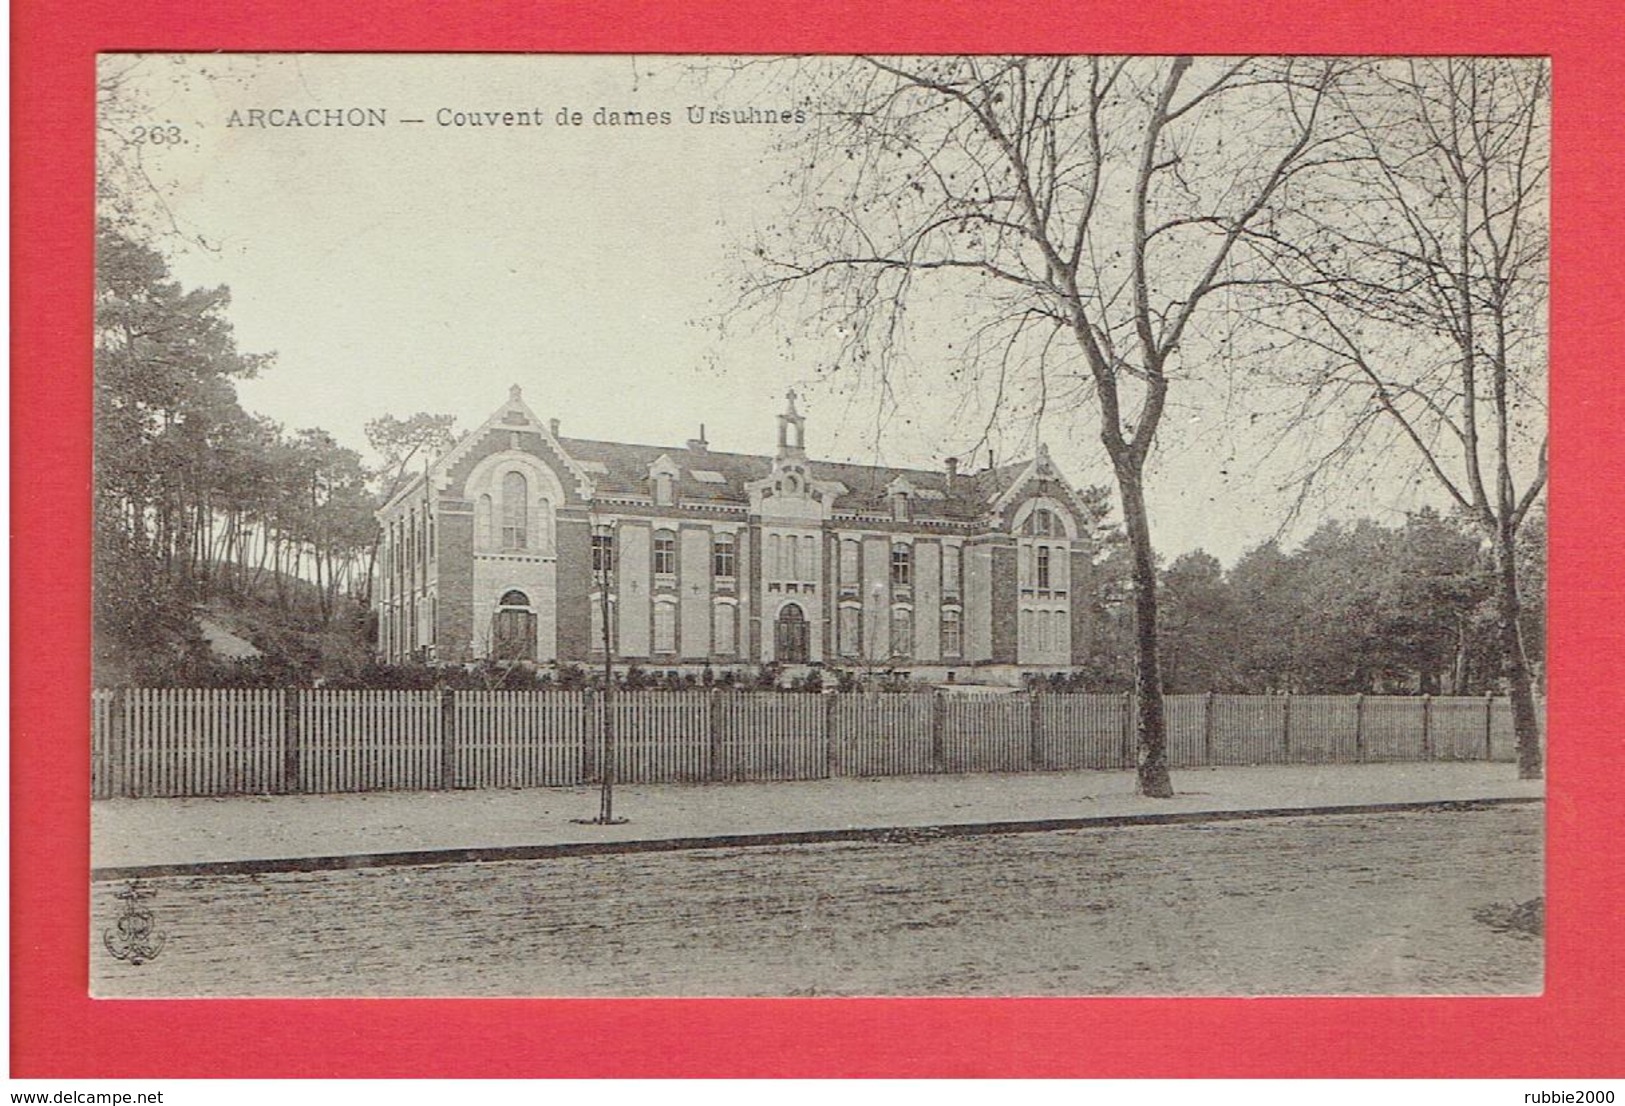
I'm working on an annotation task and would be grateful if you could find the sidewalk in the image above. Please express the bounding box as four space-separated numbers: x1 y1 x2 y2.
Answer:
91 762 1544 877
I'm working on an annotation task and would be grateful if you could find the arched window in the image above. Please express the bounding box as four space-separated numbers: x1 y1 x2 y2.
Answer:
493 589 535 661
536 497 553 553
775 602 809 663
501 471 528 550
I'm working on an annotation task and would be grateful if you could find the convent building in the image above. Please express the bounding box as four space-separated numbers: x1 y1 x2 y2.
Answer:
376 386 1100 682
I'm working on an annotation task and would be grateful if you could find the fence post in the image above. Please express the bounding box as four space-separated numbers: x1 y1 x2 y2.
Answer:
108 687 128 798
440 687 457 789
823 690 838 779
283 688 302 794
582 689 599 782
1353 693 1365 763
1420 694 1432 760
930 691 947 773
1281 694 1293 762
1484 691 1495 761
1203 691 1216 766
707 689 724 783
1121 690 1134 768
1028 691 1044 771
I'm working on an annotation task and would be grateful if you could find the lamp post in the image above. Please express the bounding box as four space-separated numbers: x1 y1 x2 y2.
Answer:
586 505 626 824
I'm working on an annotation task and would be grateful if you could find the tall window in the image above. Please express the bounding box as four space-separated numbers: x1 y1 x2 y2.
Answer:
713 602 736 655
768 534 782 578
476 495 493 550
891 607 913 659
787 534 801 579
653 530 677 577
501 471 528 550
943 544 961 595
941 609 962 657
1037 545 1052 590
653 601 677 654
839 605 861 658
840 538 860 584
891 543 912 586
713 533 736 579
592 526 615 576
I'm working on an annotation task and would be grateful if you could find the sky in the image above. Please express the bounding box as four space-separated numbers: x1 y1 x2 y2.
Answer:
102 53 1468 565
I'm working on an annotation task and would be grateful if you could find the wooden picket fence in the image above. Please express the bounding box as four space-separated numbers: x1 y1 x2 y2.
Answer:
89 688 1542 799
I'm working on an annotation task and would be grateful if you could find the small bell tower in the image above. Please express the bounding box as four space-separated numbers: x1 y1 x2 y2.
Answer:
777 388 807 459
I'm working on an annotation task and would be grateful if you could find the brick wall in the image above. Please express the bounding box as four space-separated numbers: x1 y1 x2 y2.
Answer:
436 506 475 662
989 540 1018 664
555 511 592 662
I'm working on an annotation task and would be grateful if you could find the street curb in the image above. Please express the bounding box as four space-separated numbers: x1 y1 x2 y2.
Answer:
90 794 1543 883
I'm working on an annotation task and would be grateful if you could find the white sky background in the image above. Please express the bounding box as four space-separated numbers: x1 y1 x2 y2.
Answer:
104 53 1462 565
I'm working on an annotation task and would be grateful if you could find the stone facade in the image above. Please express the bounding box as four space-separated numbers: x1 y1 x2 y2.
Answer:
377 386 1102 682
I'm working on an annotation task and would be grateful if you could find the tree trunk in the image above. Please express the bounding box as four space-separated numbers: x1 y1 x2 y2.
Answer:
1492 523 1543 779
1116 463 1174 797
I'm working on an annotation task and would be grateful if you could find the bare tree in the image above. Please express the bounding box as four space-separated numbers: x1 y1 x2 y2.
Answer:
740 56 1342 796
1257 58 1548 778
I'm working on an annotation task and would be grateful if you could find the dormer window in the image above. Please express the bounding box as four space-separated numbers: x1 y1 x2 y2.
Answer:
648 456 681 507
891 492 909 521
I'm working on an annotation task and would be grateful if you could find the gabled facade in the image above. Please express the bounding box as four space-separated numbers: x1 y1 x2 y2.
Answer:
376 387 1101 680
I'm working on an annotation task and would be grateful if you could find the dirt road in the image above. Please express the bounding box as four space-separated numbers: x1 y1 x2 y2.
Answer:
92 804 1542 997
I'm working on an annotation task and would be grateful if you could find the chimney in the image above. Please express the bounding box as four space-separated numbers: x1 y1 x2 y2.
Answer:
687 423 709 452
549 418 560 437
945 456 958 487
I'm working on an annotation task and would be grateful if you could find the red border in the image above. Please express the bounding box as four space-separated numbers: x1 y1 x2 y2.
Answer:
13 0 1625 1078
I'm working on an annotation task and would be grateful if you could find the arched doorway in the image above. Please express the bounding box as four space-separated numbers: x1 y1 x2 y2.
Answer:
492 589 537 662
774 602 809 664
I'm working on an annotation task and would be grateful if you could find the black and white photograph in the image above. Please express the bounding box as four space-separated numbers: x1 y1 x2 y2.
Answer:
91 53 1548 998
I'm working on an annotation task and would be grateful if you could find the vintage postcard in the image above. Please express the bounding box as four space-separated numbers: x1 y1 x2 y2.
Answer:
87 53 1547 1002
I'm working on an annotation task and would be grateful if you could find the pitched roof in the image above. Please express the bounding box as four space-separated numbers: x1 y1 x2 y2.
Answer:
555 435 1030 523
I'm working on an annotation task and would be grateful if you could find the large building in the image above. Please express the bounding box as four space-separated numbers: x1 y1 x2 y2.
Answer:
376 386 1100 681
